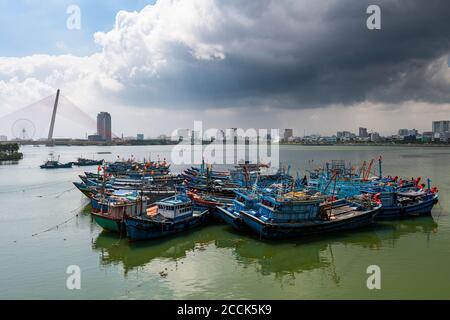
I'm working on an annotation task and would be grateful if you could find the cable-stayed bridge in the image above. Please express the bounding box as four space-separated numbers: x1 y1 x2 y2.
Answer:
0 90 97 144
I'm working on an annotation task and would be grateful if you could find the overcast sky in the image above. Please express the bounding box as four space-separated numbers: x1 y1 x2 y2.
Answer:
1 0 450 138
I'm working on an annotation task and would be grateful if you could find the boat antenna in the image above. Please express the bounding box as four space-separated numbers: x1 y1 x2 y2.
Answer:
252 173 259 194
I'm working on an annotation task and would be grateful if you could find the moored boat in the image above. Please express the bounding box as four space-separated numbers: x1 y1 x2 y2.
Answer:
366 189 439 219
124 194 209 241
40 154 73 169
73 158 104 166
215 191 260 230
240 192 380 239
91 194 149 234
40 160 73 169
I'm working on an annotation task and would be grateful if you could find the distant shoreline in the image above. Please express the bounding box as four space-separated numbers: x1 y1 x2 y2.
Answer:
2 141 449 148
280 142 450 148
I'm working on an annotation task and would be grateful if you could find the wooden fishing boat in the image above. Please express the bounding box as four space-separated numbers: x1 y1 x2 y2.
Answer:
73 182 97 198
124 195 209 241
91 194 149 234
367 190 439 219
240 193 380 239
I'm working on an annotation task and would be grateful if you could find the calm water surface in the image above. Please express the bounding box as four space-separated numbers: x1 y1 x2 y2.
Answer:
0 145 449 299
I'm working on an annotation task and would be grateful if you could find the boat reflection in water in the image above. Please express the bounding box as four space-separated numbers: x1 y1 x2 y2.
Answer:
92 225 219 276
92 216 438 280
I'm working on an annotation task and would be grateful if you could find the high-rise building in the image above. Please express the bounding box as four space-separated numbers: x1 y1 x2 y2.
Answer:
283 129 293 141
97 112 112 141
0 135 7 142
398 129 409 136
432 121 450 135
136 134 144 141
359 127 368 138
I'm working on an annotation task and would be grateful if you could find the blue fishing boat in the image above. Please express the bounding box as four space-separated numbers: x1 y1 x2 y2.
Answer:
73 181 97 198
124 194 209 241
363 189 439 219
215 191 260 230
240 192 380 239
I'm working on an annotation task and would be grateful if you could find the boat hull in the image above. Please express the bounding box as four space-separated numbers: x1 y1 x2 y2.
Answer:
40 163 72 169
92 213 124 234
125 213 207 241
240 207 379 239
73 182 94 198
214 206 246 230
377 194 438 219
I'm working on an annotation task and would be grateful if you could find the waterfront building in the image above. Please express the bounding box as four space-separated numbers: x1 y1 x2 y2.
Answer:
432 120 450 135
88 134 104 142
370 132 381 142
137 134 144 141
398 129 409 136
283 129 293 141
337 131 356 141
359 127 368 138
97 112 112 141
440 132 450 142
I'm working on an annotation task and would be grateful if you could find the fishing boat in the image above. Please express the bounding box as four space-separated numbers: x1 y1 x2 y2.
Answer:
91 193 149 234
124 194 209 241
73 181 97 198
40 155 72 169
75 175 178 202
365 189 439 219
187 190 234 211
239 191 380 239
215 191 260 230
73 158 104 166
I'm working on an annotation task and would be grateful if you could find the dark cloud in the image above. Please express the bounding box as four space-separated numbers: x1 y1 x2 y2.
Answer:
103 0 450 110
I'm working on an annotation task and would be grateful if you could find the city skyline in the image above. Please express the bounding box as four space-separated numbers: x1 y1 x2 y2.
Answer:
1 95 449 141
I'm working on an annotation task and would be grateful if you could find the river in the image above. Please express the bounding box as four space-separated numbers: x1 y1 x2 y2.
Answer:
0 145 449 299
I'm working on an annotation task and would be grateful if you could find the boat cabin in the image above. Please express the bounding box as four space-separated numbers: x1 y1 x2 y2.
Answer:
257 195 322 223
105 196 148 219
155 196 193 221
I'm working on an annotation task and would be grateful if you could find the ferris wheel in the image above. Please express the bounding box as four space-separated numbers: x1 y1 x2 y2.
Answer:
11 119 36 140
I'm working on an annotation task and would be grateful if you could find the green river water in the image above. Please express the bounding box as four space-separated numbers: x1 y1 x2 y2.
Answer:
0 145 449 299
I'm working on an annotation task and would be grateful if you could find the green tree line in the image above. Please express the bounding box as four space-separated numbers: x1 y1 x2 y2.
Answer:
0 143 23 161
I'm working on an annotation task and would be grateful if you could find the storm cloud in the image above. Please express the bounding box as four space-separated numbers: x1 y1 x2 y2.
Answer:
92 0 450 109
